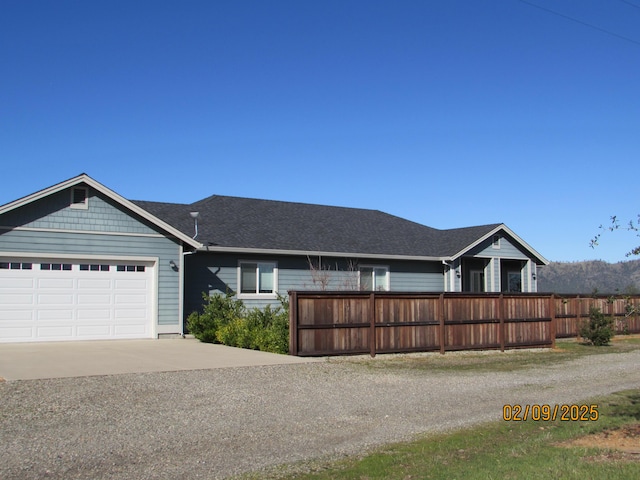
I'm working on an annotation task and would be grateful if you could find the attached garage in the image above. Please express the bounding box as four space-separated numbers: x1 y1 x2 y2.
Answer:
0 174 201 343
0 256 156 342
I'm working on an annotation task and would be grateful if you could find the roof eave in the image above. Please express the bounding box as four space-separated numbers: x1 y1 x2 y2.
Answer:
199 245 444 262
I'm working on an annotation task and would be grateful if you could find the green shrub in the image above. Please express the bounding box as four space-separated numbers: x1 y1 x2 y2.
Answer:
186 292 246 343
580 307 615 346
187 292 290 354
246 303 289 354
215 318 254 349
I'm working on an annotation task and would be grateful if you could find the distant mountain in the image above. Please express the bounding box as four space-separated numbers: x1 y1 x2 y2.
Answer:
537 259 640 294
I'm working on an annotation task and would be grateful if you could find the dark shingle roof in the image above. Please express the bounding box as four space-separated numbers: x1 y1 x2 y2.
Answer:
132 195 501 258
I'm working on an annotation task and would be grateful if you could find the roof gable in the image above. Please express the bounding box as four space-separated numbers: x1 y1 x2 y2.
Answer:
0 174 201 249
449 224 548 265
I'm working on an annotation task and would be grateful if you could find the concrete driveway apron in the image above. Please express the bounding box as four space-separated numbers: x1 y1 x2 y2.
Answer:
0 338 319 380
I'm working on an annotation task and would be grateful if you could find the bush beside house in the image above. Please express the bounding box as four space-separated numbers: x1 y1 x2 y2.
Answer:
186 293 289 354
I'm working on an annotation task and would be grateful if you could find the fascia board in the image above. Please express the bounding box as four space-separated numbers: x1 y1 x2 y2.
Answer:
0 174 202 250
0 176 82 213
200 245 443 262
449 224 549 265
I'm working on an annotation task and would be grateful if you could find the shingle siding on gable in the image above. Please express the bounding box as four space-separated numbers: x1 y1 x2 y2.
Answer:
468 235 529 260
1 188 161 236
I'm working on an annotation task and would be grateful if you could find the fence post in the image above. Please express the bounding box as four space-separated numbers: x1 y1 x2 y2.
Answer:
499 294 505 352
369 292 376 357
289 291 298 356
549 294 556 349
439 293 445 355
575 295 580 337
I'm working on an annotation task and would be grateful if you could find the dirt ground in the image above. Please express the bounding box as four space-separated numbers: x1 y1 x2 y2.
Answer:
559 423 640 462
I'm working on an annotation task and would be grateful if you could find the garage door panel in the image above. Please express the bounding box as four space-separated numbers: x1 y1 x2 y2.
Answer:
77 325 111 337
38 278 74 289
0 278 34 288
0 258 154 343
115 308 147 319
0 310 33 321
115 294 147 305
115 279 147 289
37 325 74 338
37 310 74 321
77 309 112 320
115 324 148 335
0 294 34 305
37 294 74 305
78 279 112 289
0 326 34 339
77 294 112 304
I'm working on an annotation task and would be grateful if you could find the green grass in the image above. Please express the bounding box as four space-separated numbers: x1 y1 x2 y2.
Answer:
337 335 640 374
260 389 640 480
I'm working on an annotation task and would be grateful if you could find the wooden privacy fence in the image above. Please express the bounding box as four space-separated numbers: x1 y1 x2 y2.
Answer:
288 292 640 357
554 294 640 338
289 291 556 357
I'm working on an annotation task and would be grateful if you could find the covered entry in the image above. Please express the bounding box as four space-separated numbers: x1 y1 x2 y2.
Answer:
501 260 525 292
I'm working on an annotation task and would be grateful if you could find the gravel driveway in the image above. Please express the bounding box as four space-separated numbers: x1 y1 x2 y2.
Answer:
1 349 639 480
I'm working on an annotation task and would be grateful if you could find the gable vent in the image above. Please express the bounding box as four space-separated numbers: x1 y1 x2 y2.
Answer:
70 187 89 209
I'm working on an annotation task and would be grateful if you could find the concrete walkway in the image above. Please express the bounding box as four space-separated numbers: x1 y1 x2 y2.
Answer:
0 338 320 381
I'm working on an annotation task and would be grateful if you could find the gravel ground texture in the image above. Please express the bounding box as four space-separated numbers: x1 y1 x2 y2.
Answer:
1 349 640 480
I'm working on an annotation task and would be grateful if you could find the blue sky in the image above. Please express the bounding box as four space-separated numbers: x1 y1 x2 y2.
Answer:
2 0 639 263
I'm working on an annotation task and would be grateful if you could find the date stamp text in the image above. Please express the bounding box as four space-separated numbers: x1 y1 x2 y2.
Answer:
502 404 599 421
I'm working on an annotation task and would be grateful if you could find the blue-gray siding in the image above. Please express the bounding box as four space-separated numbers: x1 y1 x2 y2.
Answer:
184 253 445 315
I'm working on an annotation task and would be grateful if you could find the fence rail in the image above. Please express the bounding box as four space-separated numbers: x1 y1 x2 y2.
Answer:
288 291 640 357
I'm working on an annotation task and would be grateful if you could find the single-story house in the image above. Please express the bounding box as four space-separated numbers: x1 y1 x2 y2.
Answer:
0 174 548 343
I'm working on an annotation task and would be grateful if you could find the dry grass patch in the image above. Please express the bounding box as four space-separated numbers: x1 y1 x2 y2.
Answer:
557 423 640 462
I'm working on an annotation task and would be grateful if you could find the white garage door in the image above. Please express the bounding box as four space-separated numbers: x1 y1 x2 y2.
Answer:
0 258 155 343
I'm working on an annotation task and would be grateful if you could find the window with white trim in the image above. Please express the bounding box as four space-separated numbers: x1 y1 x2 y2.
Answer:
359 265 389 291
239 261 277 296
492 235 501 249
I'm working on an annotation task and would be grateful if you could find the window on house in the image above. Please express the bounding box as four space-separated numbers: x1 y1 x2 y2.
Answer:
239 262 277 295
492 235 501 249
70 187 89 209
359 266 389 291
